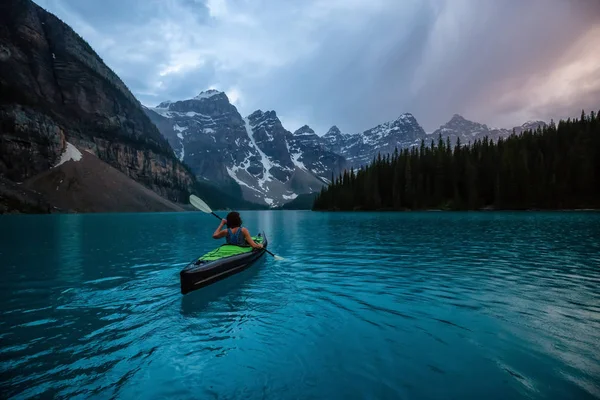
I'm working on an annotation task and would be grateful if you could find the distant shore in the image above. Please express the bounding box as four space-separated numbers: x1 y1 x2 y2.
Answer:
308 207 600 213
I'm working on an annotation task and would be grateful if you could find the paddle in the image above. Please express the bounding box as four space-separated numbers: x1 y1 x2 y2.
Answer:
189 195 284 261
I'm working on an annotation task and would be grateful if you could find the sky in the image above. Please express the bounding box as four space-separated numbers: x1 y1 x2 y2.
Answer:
35 0 600 135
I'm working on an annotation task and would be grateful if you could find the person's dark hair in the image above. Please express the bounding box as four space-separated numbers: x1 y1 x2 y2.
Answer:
226 211 242 228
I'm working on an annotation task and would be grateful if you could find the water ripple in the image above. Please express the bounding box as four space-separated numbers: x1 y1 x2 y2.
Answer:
1 211 599 399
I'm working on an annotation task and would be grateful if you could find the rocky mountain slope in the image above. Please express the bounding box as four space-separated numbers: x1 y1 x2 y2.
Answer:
23 143 187 213
0 0 258 213
0 176 59 214
145 92 346 206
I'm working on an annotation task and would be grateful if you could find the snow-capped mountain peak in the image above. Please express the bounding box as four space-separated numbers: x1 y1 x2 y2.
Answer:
445 114 490 132
325 125 342 137
324 113 425 167
144 87 550 207
521 120 546 129
514 120 547 135
395 112 417 123
294 125 316 136
429 115 549 146
322 125 353 155
193 89 223 100
144 93 347 207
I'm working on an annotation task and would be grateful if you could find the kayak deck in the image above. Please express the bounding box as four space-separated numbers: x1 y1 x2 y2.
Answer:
179 232 268 295
197 236 264 262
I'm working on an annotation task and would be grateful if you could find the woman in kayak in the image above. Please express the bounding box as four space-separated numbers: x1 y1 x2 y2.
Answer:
212 211 263 249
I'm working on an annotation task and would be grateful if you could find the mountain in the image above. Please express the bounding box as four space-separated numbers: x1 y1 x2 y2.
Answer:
428 114 508 145
428 114 547 145
145 93 347 207
313 109 598 211
143 89 550 207
321 113 426 168
0 0 257 213
322 114 548 168
513 120 548 135
321 126 349 154
286 125 346 184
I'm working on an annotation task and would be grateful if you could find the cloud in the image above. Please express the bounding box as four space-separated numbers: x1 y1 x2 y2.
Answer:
35 0 600 134
225 86 242 106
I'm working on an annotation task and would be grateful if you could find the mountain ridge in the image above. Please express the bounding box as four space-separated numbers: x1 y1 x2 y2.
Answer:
321 114 548 168
147 89 551 206
145 90 347 207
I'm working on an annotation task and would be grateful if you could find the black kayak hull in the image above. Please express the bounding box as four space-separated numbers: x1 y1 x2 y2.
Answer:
179 232 268 295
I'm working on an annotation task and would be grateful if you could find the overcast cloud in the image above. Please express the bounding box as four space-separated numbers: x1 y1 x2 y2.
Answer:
35 0 600 134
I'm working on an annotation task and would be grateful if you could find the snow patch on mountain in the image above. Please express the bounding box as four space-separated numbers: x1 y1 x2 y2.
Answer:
290 151 306 170
226 167 263 194
194 89 222 100
172 124 188 161
54 142 82 168
174 124 187 135
244 118 274 191
150 108 213 121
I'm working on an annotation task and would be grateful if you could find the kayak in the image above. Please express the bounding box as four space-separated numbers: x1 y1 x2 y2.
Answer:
179 232 268 295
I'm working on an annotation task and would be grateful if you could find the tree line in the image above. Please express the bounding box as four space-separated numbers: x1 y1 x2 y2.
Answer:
313 110 600 211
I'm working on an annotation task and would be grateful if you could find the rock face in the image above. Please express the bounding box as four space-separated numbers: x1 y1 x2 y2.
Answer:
0 0 195 205
287 125 346 184
0 175 59 214
145 93 347 206
322 126 351 155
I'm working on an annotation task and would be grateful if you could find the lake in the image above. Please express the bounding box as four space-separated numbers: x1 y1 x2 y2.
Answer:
1 211 599 399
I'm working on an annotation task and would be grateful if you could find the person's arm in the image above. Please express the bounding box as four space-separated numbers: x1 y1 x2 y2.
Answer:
242 228 263 249
212 219 228 239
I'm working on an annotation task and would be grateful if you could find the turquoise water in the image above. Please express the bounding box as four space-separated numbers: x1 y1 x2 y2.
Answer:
1 211 600 399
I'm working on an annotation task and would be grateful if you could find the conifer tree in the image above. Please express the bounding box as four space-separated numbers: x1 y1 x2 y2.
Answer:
312 110 600 211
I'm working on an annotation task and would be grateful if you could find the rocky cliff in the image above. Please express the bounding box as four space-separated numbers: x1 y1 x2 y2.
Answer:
0 0 195 206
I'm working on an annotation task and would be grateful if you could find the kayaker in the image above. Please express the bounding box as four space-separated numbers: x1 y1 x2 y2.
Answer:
212 211 263 249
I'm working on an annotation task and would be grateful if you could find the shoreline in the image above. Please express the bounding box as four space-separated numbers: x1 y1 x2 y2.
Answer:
309 208 600 213
3 208 600 216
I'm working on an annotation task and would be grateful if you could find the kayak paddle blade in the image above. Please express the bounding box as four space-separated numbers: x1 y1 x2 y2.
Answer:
190 195 213 213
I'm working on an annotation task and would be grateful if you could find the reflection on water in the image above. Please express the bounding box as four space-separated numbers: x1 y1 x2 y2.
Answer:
57 214 83 283
1 211 599 399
